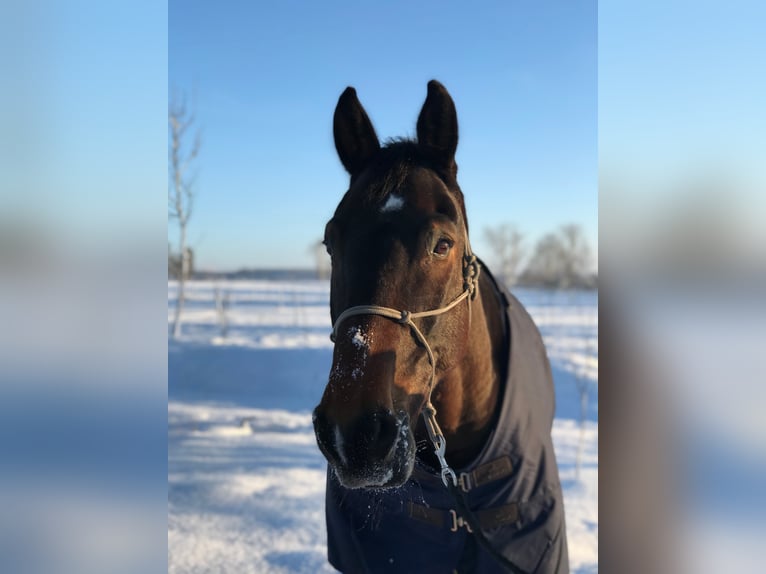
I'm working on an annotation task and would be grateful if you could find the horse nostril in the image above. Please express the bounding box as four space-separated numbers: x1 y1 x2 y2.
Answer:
349 409 399 462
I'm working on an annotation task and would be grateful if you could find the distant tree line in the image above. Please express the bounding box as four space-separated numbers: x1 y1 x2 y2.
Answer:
305 223 595 289
484 223 596 290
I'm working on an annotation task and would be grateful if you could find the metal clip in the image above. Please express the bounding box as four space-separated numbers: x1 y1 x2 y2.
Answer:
449 509 473 533
423 404 458 488
435 433 457 488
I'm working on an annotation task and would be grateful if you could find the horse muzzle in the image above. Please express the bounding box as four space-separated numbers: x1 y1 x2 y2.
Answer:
312 406 415 489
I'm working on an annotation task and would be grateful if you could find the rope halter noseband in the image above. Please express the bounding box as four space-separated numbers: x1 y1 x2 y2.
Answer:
329 236 481 488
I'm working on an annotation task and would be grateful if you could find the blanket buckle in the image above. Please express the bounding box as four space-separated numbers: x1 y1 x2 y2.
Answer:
449 509 473 533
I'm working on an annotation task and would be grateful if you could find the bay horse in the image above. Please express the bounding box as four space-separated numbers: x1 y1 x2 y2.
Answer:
313 81 569 573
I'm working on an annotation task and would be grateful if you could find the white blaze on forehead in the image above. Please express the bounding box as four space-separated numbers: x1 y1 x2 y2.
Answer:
380 194 405 213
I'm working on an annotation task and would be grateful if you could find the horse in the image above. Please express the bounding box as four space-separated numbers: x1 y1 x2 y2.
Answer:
312 81 569 574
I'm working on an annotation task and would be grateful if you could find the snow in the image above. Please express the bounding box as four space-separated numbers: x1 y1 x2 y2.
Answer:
348 325 370 350
168 280 598 573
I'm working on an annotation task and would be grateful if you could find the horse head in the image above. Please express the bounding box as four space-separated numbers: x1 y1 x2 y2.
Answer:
313 81 476 489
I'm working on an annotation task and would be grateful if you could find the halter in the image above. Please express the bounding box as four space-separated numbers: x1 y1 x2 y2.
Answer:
329 238 481 488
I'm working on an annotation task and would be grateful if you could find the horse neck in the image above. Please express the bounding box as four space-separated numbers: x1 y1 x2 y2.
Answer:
428 271 507 467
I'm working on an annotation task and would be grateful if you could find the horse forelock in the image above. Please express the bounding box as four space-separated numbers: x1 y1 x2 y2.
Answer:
339 139 466 226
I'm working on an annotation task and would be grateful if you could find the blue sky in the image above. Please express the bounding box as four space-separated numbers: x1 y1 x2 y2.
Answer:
599 2 766 182
169 0 597 270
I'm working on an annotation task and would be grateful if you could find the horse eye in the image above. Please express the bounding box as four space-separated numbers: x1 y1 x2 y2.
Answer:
433 238 452 257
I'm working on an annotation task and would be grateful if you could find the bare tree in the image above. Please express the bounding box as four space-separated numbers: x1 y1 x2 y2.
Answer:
522 224 592 288
168 244 194 279
558 224 591 289
169 91 201 338
483 224 526 287
523 233 564 288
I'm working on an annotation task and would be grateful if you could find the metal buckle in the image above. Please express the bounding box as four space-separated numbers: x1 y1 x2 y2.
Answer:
458 472 472 493
449 509 473 533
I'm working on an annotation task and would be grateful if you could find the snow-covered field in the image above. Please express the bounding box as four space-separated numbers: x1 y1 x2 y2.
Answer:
168 280 598 573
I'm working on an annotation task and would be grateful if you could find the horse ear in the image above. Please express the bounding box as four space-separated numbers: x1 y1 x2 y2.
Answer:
333 87 380 176
417 80 458 170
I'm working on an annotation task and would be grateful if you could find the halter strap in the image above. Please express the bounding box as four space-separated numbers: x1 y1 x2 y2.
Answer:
329 240 480 488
